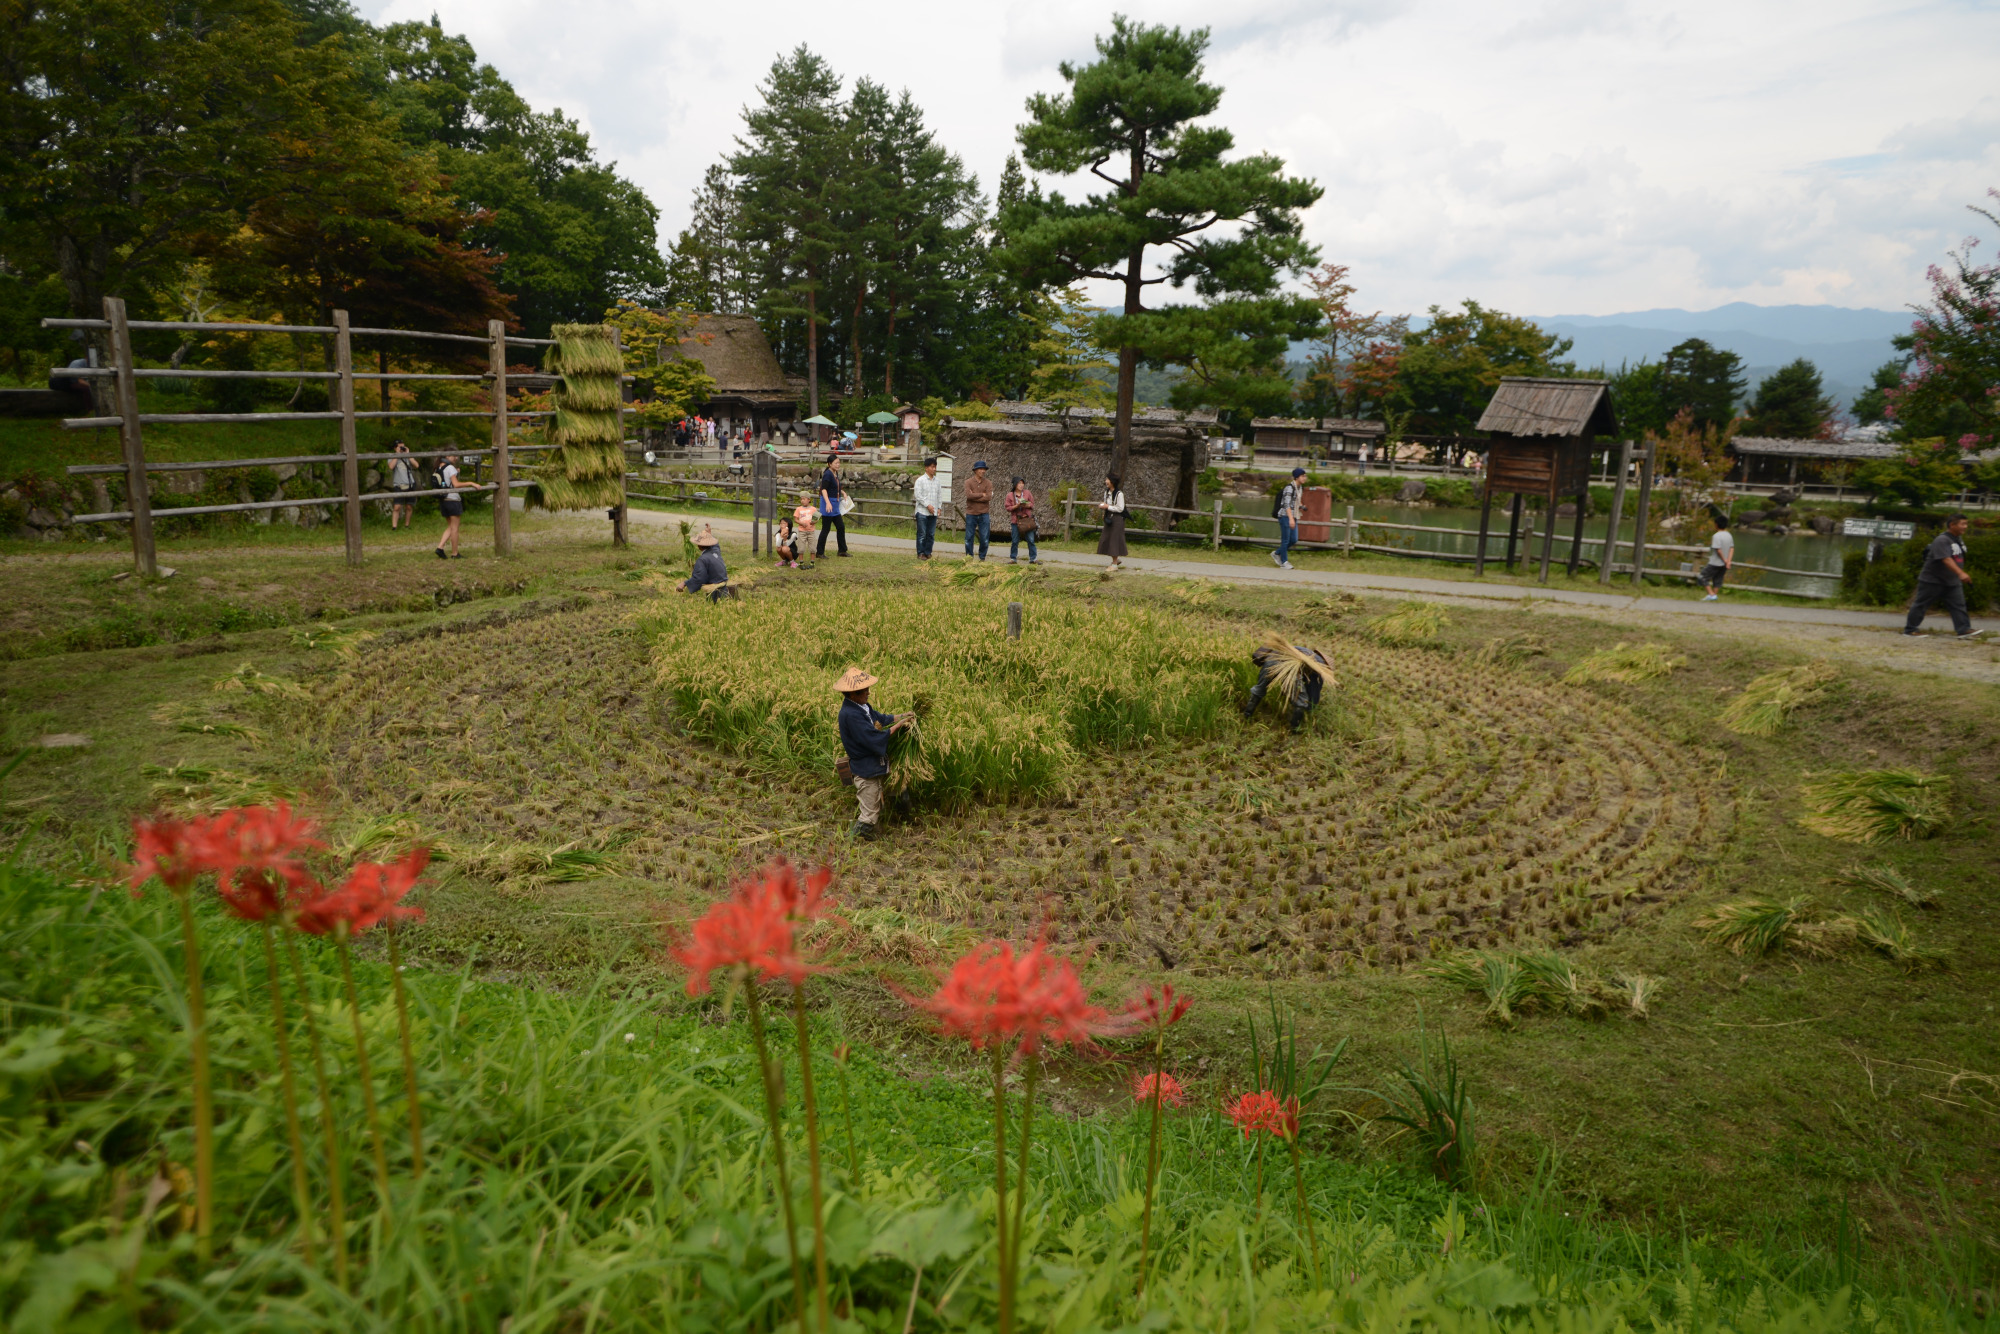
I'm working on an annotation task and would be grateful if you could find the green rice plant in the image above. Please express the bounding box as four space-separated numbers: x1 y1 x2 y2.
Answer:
140 762 299 814
1376 1022 1476 1189
1692 897 1809 956
1798 769 1951 844
1855 907 1947 971
1367 601 1448 646
1718 663 1838 737
151 701 263 743
431 837 624 885
1517 951 1606 1018
331 813 427 862
1836 863 1937 908
1428 952 1533 1025
1609 970 1662 1019
1562 642 1685 685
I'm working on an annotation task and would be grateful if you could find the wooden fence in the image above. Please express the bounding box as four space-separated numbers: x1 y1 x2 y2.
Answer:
42 301 598 576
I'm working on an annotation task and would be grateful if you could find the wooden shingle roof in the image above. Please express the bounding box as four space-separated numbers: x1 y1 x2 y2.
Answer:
1476 378 1617 438
1730 436 1899 460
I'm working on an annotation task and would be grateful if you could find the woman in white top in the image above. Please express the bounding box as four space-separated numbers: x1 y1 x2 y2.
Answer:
1095 473 1128 570
435 452 473 559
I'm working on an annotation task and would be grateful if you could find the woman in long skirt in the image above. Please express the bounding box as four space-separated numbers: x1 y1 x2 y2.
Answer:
1095 473 1127 570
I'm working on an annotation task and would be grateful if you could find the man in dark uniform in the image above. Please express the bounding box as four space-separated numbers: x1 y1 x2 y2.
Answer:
835 667 911 840
1242 642 1334 732
1901 515 1982 639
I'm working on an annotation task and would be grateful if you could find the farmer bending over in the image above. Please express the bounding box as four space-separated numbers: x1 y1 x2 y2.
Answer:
677 524 729 602
835 667 911 841
1242 638 1336 733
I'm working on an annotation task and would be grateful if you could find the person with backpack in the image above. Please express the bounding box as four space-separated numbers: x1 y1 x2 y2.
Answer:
387 440 417 530
1273 467 1304 570
1902 514 1982 639
434 452 472 559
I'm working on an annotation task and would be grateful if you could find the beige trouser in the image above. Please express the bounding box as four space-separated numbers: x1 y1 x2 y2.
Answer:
855 776 884 826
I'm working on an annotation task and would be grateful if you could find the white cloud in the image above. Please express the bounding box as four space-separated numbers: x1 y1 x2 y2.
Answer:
358 0 2000 317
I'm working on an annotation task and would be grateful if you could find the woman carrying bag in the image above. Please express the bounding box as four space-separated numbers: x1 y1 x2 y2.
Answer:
1095 473 1127 571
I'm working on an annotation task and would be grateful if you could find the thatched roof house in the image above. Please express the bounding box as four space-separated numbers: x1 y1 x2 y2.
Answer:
657 313 798 435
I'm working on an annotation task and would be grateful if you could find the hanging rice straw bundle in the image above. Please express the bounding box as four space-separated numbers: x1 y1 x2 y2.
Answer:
524 323 625 511
1256 632 1337 707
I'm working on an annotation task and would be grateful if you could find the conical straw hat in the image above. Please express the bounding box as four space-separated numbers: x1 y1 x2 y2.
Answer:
834 666 878 692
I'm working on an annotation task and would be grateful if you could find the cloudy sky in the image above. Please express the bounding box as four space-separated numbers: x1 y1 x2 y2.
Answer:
359 0 2000 319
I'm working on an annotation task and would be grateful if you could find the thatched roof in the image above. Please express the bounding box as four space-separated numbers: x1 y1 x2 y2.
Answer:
1731 436 1899 459
1248 416 1386 435
1250 417 1315 431
662 313 793 399
991 400 1219 427
1476 377 1616 438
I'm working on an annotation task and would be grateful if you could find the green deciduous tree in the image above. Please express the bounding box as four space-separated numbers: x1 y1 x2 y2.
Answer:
1390 301 1574 434
1740 358 1835 439
1295 262 1407 423
1851 358 1906 426
1001 17 1323 479
1882 191 2000 453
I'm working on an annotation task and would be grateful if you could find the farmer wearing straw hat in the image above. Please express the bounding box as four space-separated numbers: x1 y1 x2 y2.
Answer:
835 667 912 840
676 524 729 601
1242 635 1337 733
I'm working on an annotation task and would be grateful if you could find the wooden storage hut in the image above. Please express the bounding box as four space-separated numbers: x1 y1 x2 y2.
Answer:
1473 377 1617 582
657 312 799 439
1250 417 1316 462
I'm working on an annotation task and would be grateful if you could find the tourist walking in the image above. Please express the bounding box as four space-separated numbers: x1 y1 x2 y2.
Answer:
835 666 911 841
1005 476 1038 564
677 524 730 601
1274 467 1304 569
962 460 993 560
912 457 943 560
817 454 850 558
434 451 472 559
1243 639 1335 733
388 440 417 530
1902 514 1981 638
1096 474 1128 570
1700 515 1734 600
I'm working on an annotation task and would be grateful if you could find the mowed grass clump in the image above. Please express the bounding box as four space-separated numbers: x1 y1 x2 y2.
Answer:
646 587 1249 808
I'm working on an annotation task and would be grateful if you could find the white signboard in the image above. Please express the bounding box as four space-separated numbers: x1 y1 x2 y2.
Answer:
1842 518 1916 541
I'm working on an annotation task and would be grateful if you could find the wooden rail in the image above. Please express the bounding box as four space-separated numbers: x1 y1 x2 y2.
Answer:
41 305 571 573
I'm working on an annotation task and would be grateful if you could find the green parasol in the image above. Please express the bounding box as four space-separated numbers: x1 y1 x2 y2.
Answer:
801 414 837 427
864 411 900 424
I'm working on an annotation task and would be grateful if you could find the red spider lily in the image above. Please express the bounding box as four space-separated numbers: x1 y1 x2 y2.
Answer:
673 860 829 994
202 803 322 885
913 934 1110 1056
1131 1072 1187 1108
126 815 219 894
216 866 318 923
1123 982 1191 1034
1226 1088 1299 1140
293 849 430 936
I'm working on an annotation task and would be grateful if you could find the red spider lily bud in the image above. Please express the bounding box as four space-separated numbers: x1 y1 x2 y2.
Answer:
1122 982 1191 1033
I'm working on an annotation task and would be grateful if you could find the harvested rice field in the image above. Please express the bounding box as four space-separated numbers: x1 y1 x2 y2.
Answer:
4 530 1997 1255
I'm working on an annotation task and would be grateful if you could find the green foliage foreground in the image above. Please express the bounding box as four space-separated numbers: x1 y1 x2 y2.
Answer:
0 862 1985 1331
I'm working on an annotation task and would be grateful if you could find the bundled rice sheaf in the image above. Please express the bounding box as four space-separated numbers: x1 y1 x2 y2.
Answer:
524 323 626 512
1367 601 1448 646
1255 632 1338 709
1563 642 1685 685
1719 663 1838 737
1471 632 1550 667
1798 769 1951 844
1693 896 1858 958
646 588 1248 809
1836 863 1937 908
1429 949 1649 1023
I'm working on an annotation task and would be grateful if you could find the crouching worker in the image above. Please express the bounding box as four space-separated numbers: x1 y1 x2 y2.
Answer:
676 524 729 602
1243 636 1336 733
835 667 911 840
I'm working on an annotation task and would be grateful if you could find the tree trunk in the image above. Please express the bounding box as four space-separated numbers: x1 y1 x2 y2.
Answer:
57 234 112 413
807 278 820 418
1110 134 1147 483
850 284 866 400
883 286 900 397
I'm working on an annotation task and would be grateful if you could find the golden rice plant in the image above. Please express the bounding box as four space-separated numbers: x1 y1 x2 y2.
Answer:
139 763 299 814
1719 663 1838 737
211 664 308 699
431 837 625 885
1517 951 1606 1018
1471 632 1550 667
1367 601 1448 646
1836 863 1937 908
1563 642 1685 685
1255 632 1338 709
1798 769 1951 844
1428 952 1534 1024
524 323 625 512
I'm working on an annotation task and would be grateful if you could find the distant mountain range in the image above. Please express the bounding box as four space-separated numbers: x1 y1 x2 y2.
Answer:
1525 303 1917 409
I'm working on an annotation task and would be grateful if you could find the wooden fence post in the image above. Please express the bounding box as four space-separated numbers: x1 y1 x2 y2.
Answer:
488 320 512 556
1007 602 1022 640
104 297 155 578
1345 504 1355 557
611 327 628 547
1599 440 1631 585
333 310 362 567
1629 442 1656 589
1211 497 1222 550
1061 488 1074 543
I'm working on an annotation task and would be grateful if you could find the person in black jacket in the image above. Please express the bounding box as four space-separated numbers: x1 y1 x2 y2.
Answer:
677 525 729 601
835 666 910 840
1242 642 1333 732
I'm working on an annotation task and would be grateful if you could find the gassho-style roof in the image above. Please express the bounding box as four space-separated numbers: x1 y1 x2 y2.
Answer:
660 313 795 402
1476 378 1617 438
1729 436 1900 459
991 400 1219 427
1249 416 1386 435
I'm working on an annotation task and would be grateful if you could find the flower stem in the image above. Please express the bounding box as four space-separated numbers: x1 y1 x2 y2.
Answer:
1288 1137 1321 1286
385 926 424 1179
1138 1036 1165 1299
260 925 316 1267
334 926 391 1201
835 1056 859 1181
746 979 808 1334
790 986 831 1334
283 931 348 1289
1008 1050 1040 1328
173 889 213 1267
990 1044 1011 1334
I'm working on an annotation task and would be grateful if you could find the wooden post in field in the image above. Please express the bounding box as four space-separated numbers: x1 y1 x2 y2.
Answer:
1007 602 1022 640
489 319 512 556
105 296 155 577
1629 442 1656 589
1061 488 1074 543
1211 497 1222 550
1345 504 1355 556
611 328 629 547
1599 440 1632 585
334 310 362 567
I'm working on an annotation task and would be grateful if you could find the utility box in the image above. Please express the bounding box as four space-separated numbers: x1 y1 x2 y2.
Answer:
1301 486 1333 543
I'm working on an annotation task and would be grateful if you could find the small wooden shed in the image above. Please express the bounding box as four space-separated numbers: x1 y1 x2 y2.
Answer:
1474 377 1617 583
